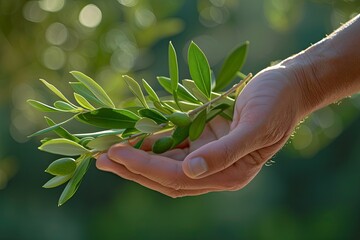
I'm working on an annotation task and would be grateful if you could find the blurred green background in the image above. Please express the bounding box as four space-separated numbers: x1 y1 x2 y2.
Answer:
1 0 360 239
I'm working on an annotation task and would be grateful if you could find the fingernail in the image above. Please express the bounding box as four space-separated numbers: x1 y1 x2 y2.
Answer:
188 157 208 177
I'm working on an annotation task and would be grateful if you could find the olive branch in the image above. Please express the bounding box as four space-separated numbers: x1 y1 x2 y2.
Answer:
28 41 251 206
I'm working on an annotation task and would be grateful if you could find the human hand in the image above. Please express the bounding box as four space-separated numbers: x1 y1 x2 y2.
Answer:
96 65 306 197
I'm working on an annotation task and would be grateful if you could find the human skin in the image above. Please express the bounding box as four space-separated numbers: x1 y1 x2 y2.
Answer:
96 14 360 197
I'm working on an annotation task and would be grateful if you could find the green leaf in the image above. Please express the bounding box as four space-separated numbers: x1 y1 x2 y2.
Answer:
29 115 77 137
169 41 179 92
76 108 140 129
189 109 207 141
70 71 115 108
157 76 199 103
78 137 95 146
69 82 107 107
142 79 160 102
58 155 92 206
152 136 174 154
39 79 72 104
43 174 72 188
215 42 249 91
39 138 90 156
123 75 149 108
188 42 211 99
86 135 122 151
45 117 80 142
45 158 77 176
27 99 65 112
167 112 191 127
182 79 209 103
138 108 168 124
54 101 80 112
172 125 190 147
162 100 200 112
74 129 124 138
133 137 145 149
135 118 163 133
74 93 96 110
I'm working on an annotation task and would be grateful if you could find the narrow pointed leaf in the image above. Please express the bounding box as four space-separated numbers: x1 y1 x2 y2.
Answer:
121 128 140 138
43 174 72 188
182 79 209 103
189 109 207 141
29 115 77 137
138 108 168 124
142 79 160 102
45 158 77 176
74 93 96 110
27 99 64 112
76 108 140 129
188 42 211 99
86 135 122 151
70 71 115 108
69 82 107 107
74 129 124 138
135 117 163 133
123 75 148 108
157 76 199 103
54 101 80 112
39 138 90 156
58 155 92 206
169 41 179 92
215 42 249 91
39 79 72 104
162 100 200 112
45 117 80 142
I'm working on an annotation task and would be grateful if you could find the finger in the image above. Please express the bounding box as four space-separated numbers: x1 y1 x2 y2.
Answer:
182 123 260 179
157 148 189 161
107 144 236 190
96 153 217 198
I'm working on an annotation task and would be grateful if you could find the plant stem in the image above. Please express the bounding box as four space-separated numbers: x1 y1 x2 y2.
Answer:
189 73 252 117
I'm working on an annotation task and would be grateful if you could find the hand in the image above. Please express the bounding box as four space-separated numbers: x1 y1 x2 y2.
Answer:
96 65 305 197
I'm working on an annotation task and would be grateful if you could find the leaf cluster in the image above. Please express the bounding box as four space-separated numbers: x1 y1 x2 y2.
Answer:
28 41 251 206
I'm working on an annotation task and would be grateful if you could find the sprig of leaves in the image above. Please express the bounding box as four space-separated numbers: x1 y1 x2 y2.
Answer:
28 41 251 206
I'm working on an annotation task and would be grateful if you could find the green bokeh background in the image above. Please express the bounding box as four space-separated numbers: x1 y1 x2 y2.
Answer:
1 0 360 239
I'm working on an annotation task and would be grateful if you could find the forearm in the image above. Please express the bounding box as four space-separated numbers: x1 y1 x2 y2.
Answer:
284 14 360 116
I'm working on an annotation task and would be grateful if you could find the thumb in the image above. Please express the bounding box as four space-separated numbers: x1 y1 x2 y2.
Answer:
182 125 259 179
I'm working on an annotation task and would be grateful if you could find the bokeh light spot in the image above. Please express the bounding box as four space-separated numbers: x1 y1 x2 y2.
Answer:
79 4 102 28
46 22 68 45
38 0 65 12
117 0 138 7
23 1 47 23
135 8 156 28
43 46 66 70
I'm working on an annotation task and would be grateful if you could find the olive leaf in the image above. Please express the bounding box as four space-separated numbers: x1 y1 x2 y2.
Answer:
39 79 73 105
58 155 92 206
157 76 199 103
86 135 122 151
169 41 179 92
29 115 77 137
135 117 163 133
142 79 160 102
39 138 90 156
215 42 249 91
188 42 211 99
44 117 80 142
43 174 73 189
189 109 207 141
45 158 77 176
54 101 80 112
138 108 168 124
123 75 149 108
70 82 108 107
27 99 66 113
70 71 115 108
76 108 140 129
182 79 209 103
74 93 96 111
